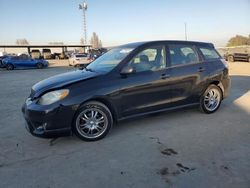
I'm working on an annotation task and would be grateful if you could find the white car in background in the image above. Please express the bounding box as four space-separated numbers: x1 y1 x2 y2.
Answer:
69 53 91 67
0 52 7 56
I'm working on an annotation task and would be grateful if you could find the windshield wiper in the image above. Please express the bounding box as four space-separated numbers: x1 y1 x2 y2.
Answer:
84 67 95 72
78 65 95 72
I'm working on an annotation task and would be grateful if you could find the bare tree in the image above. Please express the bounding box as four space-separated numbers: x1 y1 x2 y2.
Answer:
90 32 102 48
80 38 85 45
16 38 29 45
99 40 102 48
48 42 64 45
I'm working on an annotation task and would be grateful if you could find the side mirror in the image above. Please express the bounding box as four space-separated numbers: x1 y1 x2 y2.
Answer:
78 64 88 70
120 65 135 76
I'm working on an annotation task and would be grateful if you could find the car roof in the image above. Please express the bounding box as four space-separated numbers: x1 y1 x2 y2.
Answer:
119 40 214 48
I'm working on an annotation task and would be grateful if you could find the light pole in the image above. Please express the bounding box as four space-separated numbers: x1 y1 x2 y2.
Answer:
79 1 88 44
184 22 187 41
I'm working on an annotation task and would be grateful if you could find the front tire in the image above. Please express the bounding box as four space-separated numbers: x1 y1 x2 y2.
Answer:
73 101 113 141
200 84 222 114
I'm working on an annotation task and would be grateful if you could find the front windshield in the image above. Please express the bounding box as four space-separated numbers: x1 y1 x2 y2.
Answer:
86 47 134 73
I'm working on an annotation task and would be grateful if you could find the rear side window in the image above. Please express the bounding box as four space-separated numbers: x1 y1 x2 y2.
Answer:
169 44 199 66
199 47 220 60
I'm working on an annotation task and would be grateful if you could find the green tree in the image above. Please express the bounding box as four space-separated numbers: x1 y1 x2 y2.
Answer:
227 34 250 47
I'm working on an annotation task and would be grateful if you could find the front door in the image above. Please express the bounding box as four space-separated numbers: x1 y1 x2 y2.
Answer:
119 45 172 117
17 54 33 68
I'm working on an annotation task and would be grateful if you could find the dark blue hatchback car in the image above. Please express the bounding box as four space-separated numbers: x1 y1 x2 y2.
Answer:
22 40 231 141
2 54 48 70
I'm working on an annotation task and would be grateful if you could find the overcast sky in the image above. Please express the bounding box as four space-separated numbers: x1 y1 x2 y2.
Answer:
0 0 249 47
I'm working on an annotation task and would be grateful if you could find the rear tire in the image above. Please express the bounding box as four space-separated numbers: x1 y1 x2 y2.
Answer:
200 84 222 114
73 101 113 141
228 55 234 62
6 64 14 70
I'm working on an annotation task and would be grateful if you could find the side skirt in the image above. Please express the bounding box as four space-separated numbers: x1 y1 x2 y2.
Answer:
118 103 200 121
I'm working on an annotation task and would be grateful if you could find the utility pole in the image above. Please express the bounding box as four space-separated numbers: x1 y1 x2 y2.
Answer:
184 22 187 41
79 1 88 44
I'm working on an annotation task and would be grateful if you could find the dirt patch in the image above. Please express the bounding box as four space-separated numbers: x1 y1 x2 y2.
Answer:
158 167 181 176
176 163 196 172
161 148 178 156
149 137 162 144
158 163 196 183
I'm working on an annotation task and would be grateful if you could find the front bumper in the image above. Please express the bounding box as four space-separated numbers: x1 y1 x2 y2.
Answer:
21 98 76 138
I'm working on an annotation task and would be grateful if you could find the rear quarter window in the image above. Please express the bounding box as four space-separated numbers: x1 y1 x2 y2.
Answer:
199 47 221 60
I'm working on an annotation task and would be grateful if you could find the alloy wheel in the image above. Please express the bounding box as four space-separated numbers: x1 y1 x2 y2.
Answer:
76 108 108 139
203 88 221 112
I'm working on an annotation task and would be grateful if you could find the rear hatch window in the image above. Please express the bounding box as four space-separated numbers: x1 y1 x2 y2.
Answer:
199 47 221 60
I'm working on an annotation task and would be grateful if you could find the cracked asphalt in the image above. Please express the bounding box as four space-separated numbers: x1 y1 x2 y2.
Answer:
0 63 249 188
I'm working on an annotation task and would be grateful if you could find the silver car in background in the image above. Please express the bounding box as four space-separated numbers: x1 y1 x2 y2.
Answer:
69 53 91 67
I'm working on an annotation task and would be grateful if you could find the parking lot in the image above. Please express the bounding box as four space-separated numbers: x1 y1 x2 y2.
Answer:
0 62 249 188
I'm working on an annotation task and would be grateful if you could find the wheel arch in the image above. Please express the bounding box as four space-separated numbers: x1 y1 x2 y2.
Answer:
76 97 118 124
6 63 15 69
208 80 225 99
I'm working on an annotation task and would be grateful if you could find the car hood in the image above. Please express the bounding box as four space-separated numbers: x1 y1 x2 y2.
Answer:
31 70 100 98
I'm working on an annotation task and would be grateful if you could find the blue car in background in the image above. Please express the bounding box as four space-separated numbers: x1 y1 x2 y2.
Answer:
1 54 49 70
0 55 13 67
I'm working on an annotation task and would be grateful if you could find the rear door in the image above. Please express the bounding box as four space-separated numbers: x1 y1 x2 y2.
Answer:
167 43 208 106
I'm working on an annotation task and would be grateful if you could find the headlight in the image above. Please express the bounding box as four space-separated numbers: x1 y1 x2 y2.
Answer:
38 89 69 105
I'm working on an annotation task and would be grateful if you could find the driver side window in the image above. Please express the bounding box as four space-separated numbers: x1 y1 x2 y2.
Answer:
129 46 166 73
19 54 29 60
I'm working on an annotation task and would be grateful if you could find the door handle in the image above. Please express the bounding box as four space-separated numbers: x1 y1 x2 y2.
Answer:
161 74 170 79
198 67 205 72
